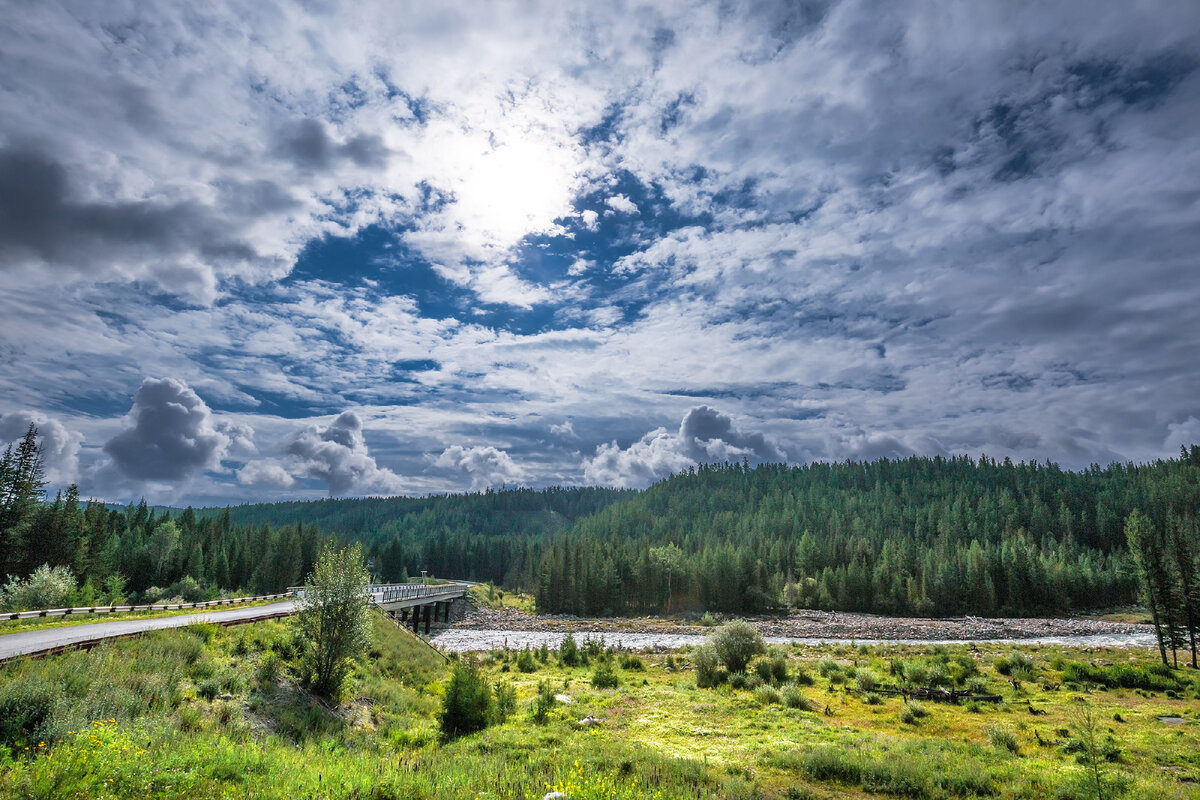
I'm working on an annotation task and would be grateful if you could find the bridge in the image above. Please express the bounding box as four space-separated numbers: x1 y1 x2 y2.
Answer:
0 581 471 663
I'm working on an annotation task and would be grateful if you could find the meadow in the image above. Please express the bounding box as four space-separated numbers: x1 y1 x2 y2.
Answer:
0 610 1198 800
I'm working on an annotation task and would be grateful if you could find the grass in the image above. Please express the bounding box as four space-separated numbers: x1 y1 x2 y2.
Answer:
1 619 1199 800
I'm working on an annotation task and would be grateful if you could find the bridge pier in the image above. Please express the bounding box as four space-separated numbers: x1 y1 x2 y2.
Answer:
411 603 421 633
424 604 431 634
400 608 409 623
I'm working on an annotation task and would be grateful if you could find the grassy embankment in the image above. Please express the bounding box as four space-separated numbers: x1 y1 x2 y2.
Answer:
1 608 1198 799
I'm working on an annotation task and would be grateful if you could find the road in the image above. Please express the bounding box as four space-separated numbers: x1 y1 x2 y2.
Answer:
0 600 297 662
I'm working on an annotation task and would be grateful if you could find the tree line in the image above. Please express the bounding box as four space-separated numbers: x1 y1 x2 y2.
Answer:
4 420 1199 622
1124 445 1200 666
1 425 329 608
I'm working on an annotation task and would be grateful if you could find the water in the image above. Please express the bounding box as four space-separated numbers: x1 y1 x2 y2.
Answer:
430 628 1159 652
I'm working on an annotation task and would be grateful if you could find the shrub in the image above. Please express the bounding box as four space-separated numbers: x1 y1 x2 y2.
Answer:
0 564 77 611
902 661 929 686
292 543 373 699
558 635 582 665
694 643 725 689
792 665 814 686
729 672 749 690
439 661 493 740
529 679 556 723
516 648 537 673
710 620 766 674
862 692 882 705
987 724 1020 754
754 685 782 706
855 669 877 693
817 658 841 679
782 684 806 709
621 654 645 671
995 652 1035 678
591 660 620 689
491 680 516 724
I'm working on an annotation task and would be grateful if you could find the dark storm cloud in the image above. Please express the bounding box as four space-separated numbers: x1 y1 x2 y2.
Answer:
103 378 248 481
0 146 268 283
274 119 390 170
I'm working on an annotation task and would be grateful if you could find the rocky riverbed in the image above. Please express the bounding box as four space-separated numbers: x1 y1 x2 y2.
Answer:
452 604 1152 642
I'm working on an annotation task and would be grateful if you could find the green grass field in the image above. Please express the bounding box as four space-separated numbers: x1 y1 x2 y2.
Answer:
0 613 1197 799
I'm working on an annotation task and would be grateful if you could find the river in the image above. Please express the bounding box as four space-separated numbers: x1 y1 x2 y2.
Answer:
429 628 1159 652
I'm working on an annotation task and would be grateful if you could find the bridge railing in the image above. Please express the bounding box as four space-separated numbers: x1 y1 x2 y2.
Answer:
375 582 469 604
1 592 295 621
286 582 470 603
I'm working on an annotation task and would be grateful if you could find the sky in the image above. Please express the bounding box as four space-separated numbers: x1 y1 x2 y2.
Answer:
1 1 1199 505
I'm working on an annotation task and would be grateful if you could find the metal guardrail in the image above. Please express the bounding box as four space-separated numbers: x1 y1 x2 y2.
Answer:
2 592 295 622
375 582 468 604
286 581 469 604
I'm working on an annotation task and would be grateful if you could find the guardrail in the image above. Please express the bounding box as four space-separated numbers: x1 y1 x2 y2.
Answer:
375 582 468 604
2 592 295 622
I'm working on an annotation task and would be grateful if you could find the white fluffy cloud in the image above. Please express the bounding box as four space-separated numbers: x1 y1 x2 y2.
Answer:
260 411 405 495
0 410 84 485
583 406 782 487
434 445 524 489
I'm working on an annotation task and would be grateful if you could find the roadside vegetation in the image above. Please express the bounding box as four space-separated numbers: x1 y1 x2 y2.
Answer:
2 612 1199 799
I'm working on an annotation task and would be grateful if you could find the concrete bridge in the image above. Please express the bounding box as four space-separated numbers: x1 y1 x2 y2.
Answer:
369 581 471 634
0 581 472 663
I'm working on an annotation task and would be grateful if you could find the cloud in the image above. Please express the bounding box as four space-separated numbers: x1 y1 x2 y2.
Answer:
102 378 241 481
0 410 84 484
604 194 638 214
1165 417 1200 451
549 420 578 438
583 406 782 487
434 444 524 489
237 459 296 490
280 411 405 495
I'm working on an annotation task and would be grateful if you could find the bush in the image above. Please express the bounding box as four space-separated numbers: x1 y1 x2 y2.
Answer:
292 543 373 699
491 680 516 724
856 669 878 693
592 660 620 689
710 620 766 674
516 648 537 673
0 564 77 611
621 654 645 671
782 684 806 709
729 672 749 690
988 725 1020 754
694 643 725 689
530 679 556 723
439 661 493 740
995 652 1035 679
817 659 842 679
754 685 782 706
556 633 580 666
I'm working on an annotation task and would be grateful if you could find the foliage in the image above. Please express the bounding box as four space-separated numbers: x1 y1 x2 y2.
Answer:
292 543 373 698
591 660 620 689
709 620 765 675
438 661 493 741
529 679 556 723
0 564 77 611
693 644 725 689
559 632 580 666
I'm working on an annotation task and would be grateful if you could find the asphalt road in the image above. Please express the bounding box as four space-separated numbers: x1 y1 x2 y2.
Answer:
0 600 298 662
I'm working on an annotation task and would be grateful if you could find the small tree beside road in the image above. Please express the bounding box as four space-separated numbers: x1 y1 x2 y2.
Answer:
293 542 372 698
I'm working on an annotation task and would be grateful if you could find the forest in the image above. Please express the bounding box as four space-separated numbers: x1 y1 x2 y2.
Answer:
2 421 1199 623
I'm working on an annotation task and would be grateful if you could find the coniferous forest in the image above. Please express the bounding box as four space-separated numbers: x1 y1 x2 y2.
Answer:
3 421 1199 621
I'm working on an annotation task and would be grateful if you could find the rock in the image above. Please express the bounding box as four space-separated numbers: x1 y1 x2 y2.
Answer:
579 715 601 726
544 793 568 800
555 694 572 704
